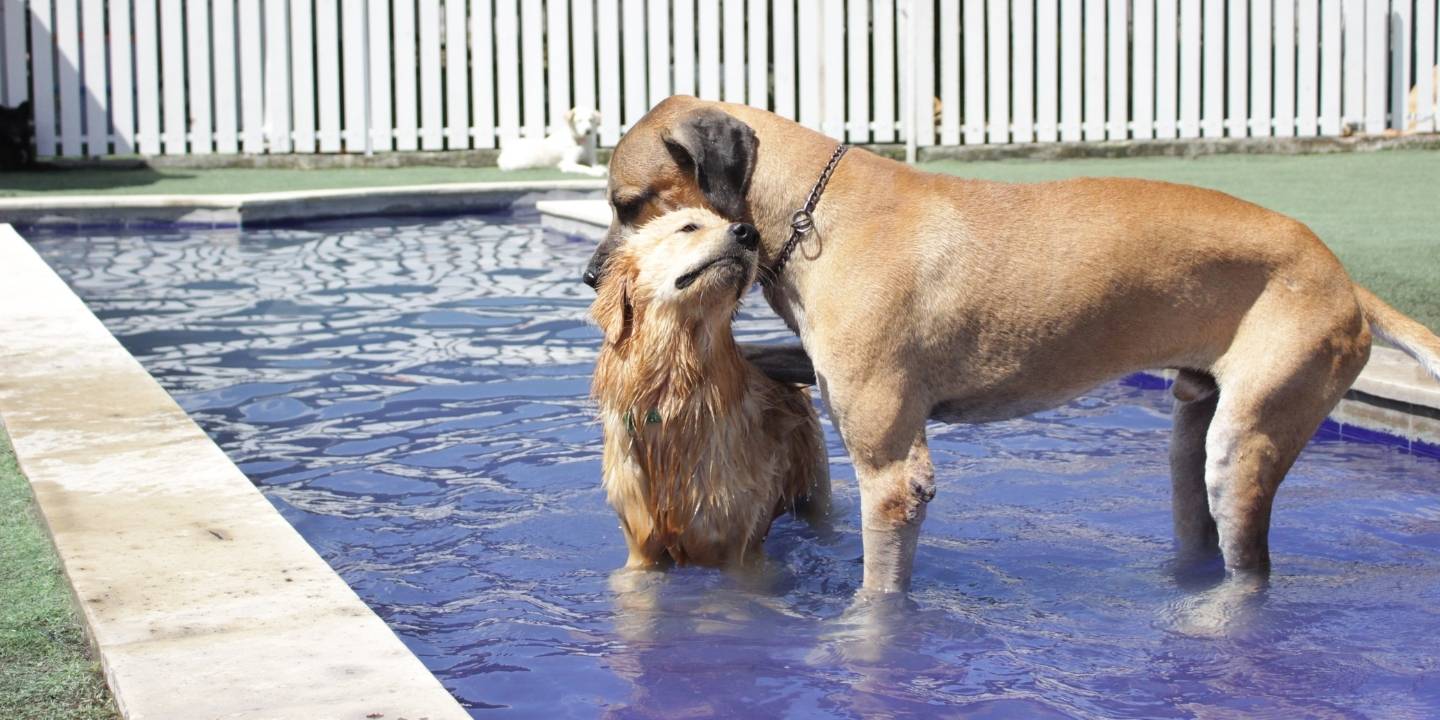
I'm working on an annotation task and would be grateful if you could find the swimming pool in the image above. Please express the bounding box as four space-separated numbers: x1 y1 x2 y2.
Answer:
29 212 1440 718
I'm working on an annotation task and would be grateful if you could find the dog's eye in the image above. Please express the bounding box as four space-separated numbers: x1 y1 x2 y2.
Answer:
679 223 699 233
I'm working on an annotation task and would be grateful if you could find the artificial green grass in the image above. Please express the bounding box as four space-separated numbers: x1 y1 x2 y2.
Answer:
0 428 119 720
922 150 1440 331
0 149 1435 328
0 163 575 197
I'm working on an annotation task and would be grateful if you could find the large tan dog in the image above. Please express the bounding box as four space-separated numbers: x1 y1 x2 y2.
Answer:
591 207 830 569
583 95 1440 594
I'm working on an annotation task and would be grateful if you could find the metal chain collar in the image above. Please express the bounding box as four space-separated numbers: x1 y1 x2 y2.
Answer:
762 143 850 286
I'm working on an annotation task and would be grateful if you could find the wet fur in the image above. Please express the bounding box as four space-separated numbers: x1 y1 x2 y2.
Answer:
590 209 829 569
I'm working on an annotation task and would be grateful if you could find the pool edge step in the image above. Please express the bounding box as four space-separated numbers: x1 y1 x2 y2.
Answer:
0 223 471 720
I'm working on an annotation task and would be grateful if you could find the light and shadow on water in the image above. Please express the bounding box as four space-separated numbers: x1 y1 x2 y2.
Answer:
29 213 1440 718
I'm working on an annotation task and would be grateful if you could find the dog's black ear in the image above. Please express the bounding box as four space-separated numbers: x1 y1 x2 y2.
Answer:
662 107 758 221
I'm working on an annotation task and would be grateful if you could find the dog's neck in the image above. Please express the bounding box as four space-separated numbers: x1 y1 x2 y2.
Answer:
594 315 752 547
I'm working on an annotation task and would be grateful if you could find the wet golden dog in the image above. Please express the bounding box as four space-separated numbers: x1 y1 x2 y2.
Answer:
585 96 1440 596
590 208 830 569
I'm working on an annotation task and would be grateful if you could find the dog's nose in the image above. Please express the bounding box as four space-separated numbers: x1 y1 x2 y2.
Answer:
729 223 758 250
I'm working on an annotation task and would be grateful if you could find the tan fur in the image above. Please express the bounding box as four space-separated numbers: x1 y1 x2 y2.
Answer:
595 96 1440 593
591 208 829 569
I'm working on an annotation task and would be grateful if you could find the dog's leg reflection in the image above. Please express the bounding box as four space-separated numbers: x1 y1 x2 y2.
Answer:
1165 564 1270 638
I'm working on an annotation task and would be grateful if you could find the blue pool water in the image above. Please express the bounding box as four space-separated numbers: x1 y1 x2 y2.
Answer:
30 212 1440 718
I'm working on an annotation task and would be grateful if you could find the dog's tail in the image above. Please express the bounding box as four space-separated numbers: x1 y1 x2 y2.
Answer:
1354 284 1440 379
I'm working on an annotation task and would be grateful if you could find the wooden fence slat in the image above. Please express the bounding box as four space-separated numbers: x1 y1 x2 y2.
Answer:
2 0 26 104
82 0 108 155
912 0 934 145
1037 0 1059 142
1157 0 1179 138
700 0 721 100
1180 0 1200 137
239 0 263 152
183 0 211 154
182 0 212 154
1012 0 1034 142
475 0 498 147
1299 0 1321 136
213 0 238 153
963 0 984 144
797 0 819 129
724 0 745 103
1343 0 1364 128
1202 0 1223 136
341 0 366 151
1389 0 1410 131
596 0 620 143
674 0 695 96
939 0 959 145
1061 0 1081 141
1320 0 1340 134
369 0 393 151
265 0 292 152
158 0 184 154
108 0 135 152
848 0 869 139
1250 0 1271 136
1226 0 1248 137
620 0 644 127
56 0 81 155
449 0 472 148
1364 0 1385 133
773 0 795 117
1132 0 1153 140
1084 0 1104 140
291 0 316 153
420 0 444 148
395 0 420 149
1106 0 1126 139
1276 0 1297 136
133 0 158 155
748 0 768 108
1417 0 1436 132
647 0 669 107
822 0 844 138
316 0 341 151
30 0 56 155
873 0 895 141
571 0 596 115
989 0 1011 143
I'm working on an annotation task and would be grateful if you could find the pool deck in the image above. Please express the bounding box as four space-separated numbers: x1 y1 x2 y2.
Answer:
0 223 470 718
538 199 1440 455
0 178 605 227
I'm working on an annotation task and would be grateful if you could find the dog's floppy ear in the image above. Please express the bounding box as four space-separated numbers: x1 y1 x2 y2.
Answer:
566 108 576 124
590 254 636 346
661 107 758 221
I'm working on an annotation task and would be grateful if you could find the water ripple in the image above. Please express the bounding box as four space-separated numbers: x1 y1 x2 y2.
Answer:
28 213 1440 719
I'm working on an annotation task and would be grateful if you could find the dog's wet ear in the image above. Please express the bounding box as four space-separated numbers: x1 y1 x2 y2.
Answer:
591 256 636 346
661 107 758 221
566 108 576 124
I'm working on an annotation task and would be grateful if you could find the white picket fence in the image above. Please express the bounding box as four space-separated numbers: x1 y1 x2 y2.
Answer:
1 0 1437 158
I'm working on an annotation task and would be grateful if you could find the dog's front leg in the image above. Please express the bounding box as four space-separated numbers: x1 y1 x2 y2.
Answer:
824 377 934 594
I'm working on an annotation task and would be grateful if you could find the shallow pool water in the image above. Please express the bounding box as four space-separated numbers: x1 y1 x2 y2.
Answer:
30 213 1440 718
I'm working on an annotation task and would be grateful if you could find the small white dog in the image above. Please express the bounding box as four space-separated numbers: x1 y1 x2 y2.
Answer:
497 108 607 176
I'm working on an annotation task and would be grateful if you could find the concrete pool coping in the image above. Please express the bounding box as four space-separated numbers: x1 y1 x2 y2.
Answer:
0 223 470 719
537 199 1440 456
0 178 606 227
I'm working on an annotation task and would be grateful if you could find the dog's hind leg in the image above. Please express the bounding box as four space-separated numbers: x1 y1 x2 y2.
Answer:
1203 326 1368 575
1170 370 1220 562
